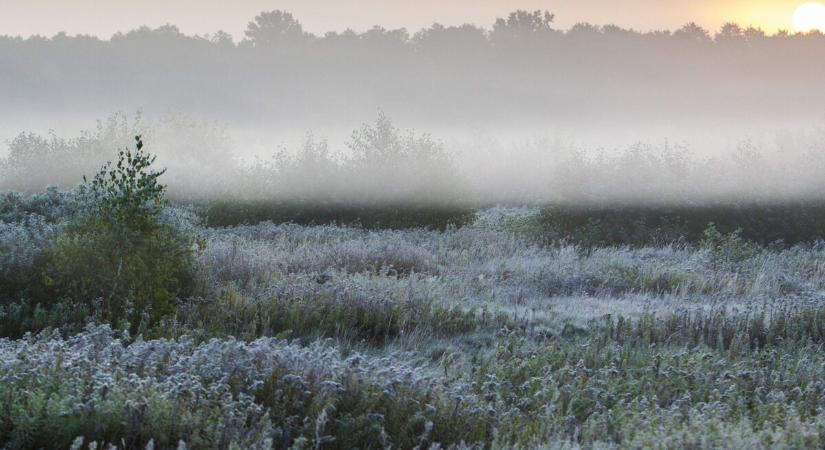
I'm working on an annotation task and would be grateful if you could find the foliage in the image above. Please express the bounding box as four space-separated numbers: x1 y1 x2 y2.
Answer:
0 325 493 450
202 114 476 229
537 202 825 247
6 204 825 447
3 10 825 134
0 113 235 199
244 10 308 47
84 136 166 229
700 223 761 266
48 136 195 332
169 279 487 344
0 188 88 223
202 200 476 230
0 216 56 302
0 115 135 193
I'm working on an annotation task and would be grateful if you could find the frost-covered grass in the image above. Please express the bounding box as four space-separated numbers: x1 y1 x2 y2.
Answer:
5 204 825 448
0 325 492 449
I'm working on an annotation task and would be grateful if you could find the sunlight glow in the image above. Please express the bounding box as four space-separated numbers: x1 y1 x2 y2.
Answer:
793 2 825 32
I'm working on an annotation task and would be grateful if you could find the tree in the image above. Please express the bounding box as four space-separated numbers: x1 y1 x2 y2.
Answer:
244 10 308 47
743 26 767 42
84 135 165 231
673 22 711 43
50 136 194 332
209 30 235 47
716 22 744 43
491 10 556 44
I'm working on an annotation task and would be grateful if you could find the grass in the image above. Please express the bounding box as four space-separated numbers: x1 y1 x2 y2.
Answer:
5 204 825 448
167 279 487 344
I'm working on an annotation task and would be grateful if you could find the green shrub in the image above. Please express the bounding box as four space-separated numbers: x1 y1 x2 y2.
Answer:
201 199 476 230
537 202 825 247
0 298 93 340
47 136 195 332
700 223 761 266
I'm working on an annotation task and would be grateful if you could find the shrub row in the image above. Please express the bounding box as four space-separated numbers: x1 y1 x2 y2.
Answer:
199 199 476 230
538 202 825 247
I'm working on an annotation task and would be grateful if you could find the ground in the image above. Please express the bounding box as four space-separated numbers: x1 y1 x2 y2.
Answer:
3 207 825 449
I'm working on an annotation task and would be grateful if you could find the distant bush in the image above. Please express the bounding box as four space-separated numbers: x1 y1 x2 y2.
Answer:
2 113 478 230
200 114 476 229
0 113 235 199
48 136 195 332
201 199 475 230
537 202 825 247
0 116 133 193
700 223 761 266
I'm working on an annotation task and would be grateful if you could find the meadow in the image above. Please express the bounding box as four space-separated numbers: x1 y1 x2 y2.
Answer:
4 6 825 447
3 118 825 449
5 183 825 448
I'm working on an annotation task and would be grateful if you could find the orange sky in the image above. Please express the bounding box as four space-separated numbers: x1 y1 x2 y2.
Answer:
0 0 808 38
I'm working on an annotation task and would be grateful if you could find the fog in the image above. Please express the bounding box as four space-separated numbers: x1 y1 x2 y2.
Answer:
2 10 825 205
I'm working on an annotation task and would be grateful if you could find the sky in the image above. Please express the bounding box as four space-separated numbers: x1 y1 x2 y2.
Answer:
0 0 810 38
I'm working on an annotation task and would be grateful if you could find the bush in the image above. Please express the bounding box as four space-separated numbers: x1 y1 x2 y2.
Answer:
537 202 825 247
199 114 476 230
48 136 195 332
700 223 760 266
0 217 56 301
201 200 476 230
0 115 133 193
0 192 83 337
0 188 87 224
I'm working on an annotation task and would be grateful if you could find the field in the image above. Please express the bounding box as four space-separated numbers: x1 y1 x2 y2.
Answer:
4 6 825 448
5 180 825 449
3 129 825 449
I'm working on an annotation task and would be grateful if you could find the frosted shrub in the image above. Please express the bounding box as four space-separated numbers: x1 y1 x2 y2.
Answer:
0 215 56 301
700 223 761 267
0 187 88 223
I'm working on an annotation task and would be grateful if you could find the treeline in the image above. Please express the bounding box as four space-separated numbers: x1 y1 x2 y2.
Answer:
3 10 825 124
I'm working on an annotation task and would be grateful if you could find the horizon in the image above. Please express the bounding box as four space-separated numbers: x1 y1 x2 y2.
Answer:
0 0 812 39
5 2 825 449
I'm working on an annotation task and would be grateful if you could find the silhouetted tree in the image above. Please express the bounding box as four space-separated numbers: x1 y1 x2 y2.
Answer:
716 22 744 43
673 22 711 43
244 10 308 47
209 30 234 47
491 10 556 44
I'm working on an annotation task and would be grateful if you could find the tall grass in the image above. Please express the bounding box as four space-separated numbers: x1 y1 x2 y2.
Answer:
5 200 825 447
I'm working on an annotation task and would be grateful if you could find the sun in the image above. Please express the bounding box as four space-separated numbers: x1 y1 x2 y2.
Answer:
793 2 825 32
